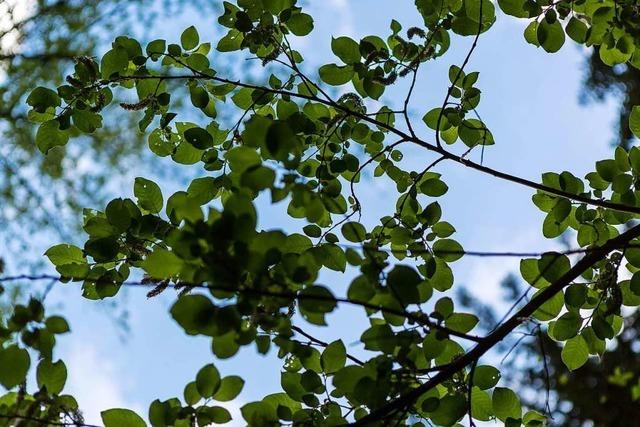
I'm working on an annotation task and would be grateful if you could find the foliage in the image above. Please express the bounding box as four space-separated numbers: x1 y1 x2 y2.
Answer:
460 273 640 426
0 0 220 265
2 0 640 426
0 288 77 425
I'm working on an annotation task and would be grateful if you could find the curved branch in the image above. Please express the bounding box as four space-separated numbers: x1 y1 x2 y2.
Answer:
351 223 640 425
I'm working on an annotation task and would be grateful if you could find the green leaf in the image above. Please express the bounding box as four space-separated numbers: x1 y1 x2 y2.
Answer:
148 129 174 157
552 312 582 341
523 410 547 425
45 244 85 266
303 224 322 238
430 395 466 426
213 376 244 401
212 332 240 359
37 359 67 394
36 120 69 154
600 35 634 66
281 372 305 401
319 244 346 272
46 316 71 334
181 26 200 50
184 127 213 150
101 47 129 79
299 286 337 314
422 108 445 130
341 222 366 243
143 248 183 278
201 406 232 424
134 177 163 214
184 381 201 405
84 237 120 263
105 197 138 231
241 401 278 425
146 39 166 57
287 13 314 36
596 159 618 181
170 295 216 336
190 86 209 108
420 178 449 197
226 146 261 173
387 265 423 305
561 335 589 371
72 109 103 133
448 65 465 85
630 106 640 139
0 345 30 389
537 19 565 53
520 258 547 288
445 312 478 333
319 64 354 86
321 340 347 374
533 288 563 321
101 408 147 427
241 166 275 191
471 387 493 421
497 0 529 18
432 222 455 238
217 29 243 52
537 252 570 282
27 87 60 113
631 272 640 296
433 239 464 262
492 387 521 422
473 365 501 390
626 247 640 268
524 21 540 47
459 119 494 146
187 177 219 205
566 17 588 43
196 364 221 398
187 53 210 72
422 332 446 360
331 37 360 64
264 0 292 14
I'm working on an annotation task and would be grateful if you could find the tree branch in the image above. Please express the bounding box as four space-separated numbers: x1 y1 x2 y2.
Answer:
351 223 640 425
98 71 640 217
0 51 76 61
290 325 365 365
0 274 483 343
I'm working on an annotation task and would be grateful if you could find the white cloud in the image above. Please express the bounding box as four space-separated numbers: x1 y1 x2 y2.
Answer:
463 255 521 304
0 0 33 53
223 400 246 427
62 339 248 426
326 0 355 37
460 227 560 308
64 342 143 425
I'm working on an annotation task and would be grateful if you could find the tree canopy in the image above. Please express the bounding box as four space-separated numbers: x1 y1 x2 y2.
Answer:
2 0 640 426
0 0 220 264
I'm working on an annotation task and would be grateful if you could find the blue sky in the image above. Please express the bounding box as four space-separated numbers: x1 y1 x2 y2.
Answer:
35 0 622 424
